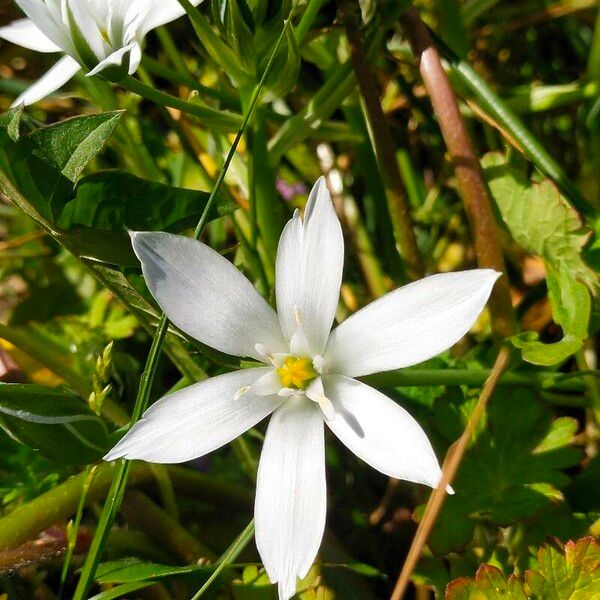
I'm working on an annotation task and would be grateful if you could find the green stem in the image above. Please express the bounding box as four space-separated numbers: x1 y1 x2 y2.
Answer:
73 314 167 599
59 465 97 596
74 20 294 599
118 75 242 132
294 0 327 45
362 368 590 391
190 520 255 599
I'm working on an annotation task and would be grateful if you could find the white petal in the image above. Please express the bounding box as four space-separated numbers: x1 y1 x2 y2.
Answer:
14 0 74 53
325 270 500 377
141 0 203 35
0 18 61 52
131 231 287 361
87 42 139 76
250 369 282 397
11 55 81 107
255 399 326 600
275 178 344 355
324 375 447 490
105 368 282 463
62 0 107 61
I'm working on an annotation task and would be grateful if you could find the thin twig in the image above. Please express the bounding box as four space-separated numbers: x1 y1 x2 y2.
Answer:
390 345 510 599
401 7 514 338
343 4 424 280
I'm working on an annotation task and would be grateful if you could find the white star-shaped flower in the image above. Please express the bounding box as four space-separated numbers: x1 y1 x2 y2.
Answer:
0 0 202 106
105 177 499 599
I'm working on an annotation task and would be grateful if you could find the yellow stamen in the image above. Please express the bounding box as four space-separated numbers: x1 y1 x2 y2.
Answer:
276 356 317 390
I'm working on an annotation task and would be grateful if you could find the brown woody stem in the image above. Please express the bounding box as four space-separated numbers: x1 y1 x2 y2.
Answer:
390 346 510 599
401 7 514 338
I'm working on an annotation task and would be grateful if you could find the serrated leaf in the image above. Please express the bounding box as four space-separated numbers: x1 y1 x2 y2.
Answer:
423 389 582 554
525 537 600 599
0 384 108 464
483 153 596 365
446 564 528 599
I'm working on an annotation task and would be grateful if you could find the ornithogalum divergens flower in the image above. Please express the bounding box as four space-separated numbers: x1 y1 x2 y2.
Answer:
0 0 202 106
105 177 499 600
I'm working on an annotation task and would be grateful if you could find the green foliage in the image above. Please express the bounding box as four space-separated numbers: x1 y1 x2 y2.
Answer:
446 538 600 599
446 564 527 599
422 389 581 555
483 153 596 365
0 1 599 599
0 384 108 464
526 537 600 599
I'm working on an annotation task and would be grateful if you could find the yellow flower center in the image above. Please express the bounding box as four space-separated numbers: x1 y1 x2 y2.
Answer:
277 356 317 390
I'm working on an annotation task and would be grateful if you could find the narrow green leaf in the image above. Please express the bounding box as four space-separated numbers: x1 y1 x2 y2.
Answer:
88 581 155 600
96 558 214 583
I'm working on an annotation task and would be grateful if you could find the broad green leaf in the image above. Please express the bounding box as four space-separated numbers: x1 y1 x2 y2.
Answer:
59 171 234 232
24 112 123 182
483 154 595 286
446 564 527 600
54 171 236 266
0 384 108 464
525 538 600 599
0 110 122 222
483 153 595 365
423 389 581 554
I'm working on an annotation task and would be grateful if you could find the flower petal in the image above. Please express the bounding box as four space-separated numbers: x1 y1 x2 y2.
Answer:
324 375 447 489
105 368 282 463
0 18 61 52
255 399 326 600
275 177 344 355
11 55 81 107
141 0 203 35
325 269 500 377
131 231 287 361
14 0 74 53
87 42 141 77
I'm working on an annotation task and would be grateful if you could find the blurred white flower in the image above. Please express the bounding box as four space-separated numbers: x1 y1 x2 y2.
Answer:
105 177 499 600
0 0 202 106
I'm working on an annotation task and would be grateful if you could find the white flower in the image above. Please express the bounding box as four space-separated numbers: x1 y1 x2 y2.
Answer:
0 0 202 106
105 177 499 599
